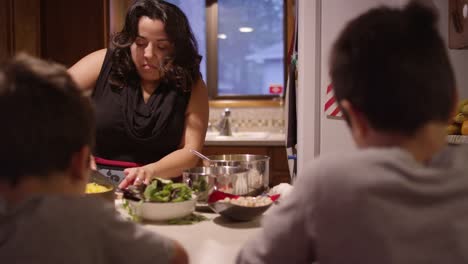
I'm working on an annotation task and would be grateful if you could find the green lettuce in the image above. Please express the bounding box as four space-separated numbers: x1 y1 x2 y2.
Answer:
143 178 192 203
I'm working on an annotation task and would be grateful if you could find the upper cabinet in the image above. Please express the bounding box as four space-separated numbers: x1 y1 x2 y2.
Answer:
0 0 41 61
40 0 109 67
0 0 109 66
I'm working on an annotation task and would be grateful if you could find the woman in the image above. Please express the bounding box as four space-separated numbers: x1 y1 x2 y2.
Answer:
68 0 209 189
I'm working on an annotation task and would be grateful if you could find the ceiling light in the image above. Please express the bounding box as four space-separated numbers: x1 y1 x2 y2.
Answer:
239 27 254 33
218 34 227 39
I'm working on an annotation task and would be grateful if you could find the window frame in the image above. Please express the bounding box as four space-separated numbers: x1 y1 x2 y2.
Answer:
205 0 290 102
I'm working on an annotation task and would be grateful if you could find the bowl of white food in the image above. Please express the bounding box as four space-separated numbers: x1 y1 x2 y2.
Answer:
208 190 280 221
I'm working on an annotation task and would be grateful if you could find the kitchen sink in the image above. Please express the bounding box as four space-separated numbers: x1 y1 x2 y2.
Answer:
205 131 269 140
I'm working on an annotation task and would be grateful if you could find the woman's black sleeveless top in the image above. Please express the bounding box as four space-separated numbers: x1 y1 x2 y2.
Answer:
92 49 191 165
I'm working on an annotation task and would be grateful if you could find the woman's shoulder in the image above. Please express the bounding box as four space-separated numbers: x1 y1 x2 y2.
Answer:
69 49 108 71
68 49 109 92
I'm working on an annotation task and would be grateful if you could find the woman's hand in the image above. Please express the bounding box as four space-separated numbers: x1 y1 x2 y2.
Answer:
118 165 155 189
90 155 97 170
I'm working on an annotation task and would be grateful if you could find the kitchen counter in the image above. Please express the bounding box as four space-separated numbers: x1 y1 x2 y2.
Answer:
116 201 266 264
204 131 286 146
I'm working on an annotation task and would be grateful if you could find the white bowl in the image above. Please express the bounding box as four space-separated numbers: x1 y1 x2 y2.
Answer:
128 198 196 221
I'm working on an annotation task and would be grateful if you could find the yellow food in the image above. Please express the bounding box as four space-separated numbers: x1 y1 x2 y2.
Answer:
446 99 468 135
447 124 461 135
462 121 468 135
458 99 468 113
86 182 112 194
453 113 467 124
462 104 468 115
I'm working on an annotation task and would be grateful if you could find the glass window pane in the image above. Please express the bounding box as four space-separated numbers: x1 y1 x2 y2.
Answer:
218 0 284 96
165 0 207 83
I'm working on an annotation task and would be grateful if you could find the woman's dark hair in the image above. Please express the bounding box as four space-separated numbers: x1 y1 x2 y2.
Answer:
0 53 95 185
110 0 201 92
329 1 456 135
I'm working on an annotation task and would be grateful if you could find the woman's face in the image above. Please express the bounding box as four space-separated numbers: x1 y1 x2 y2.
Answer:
130 16 174 83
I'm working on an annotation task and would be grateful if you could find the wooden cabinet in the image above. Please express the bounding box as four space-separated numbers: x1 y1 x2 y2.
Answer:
40 0 109 67
0 0 109 66
201 145 291 187
0 0 41 61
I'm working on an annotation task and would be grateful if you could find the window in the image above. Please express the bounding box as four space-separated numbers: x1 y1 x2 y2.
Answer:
167 0 285 99
164 0 207 82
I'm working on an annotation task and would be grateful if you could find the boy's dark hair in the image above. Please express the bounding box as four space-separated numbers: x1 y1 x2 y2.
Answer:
330 1 456 135
0 53 95 185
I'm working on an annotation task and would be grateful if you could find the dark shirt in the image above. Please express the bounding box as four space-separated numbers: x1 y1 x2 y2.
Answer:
92 49 191 164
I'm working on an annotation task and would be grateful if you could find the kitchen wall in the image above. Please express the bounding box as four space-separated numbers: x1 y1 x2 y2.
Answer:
430 0 468 99
209 106 285 134
297 0 400 175
297 0 467 176
318 0 401 156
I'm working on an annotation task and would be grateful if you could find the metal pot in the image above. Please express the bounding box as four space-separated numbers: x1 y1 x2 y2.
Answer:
203 154 270 196
183 166 248 202
87 170 115 203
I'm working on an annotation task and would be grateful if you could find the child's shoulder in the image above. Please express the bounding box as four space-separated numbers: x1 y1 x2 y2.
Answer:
35 196 115 227
298 148 410 188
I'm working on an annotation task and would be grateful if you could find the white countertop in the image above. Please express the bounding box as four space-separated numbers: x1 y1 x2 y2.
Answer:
116 201 265 264
204 131 286 146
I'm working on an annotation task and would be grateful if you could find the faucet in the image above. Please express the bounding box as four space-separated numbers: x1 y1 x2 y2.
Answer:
216 108 233 136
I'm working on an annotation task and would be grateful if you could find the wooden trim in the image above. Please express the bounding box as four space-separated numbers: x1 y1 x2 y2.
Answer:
103 0 109 48
109 0 131 40
209 99 284 108
0 0 14 61
286 0 295 74
206 1 218 98
13 0 41 56
449 0 468 49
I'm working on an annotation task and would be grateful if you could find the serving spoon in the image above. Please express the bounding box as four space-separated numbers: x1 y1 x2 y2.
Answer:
189 149 211 162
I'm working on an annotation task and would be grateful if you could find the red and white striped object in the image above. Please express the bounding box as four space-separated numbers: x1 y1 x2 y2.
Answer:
324 84 343 119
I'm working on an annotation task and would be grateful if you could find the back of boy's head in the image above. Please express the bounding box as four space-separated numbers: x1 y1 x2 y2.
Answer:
330 1 456 135
0 53 95 185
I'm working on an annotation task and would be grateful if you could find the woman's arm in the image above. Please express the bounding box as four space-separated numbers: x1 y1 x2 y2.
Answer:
119 77 209 188
67 49 107 93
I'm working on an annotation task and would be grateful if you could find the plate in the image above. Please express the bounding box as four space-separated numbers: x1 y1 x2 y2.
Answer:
447 135 468 145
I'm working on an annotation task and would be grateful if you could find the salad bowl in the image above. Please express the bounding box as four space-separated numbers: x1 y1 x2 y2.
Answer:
127 198 196 221
123 178 195 221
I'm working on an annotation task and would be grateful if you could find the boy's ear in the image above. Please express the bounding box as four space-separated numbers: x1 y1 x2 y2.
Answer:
69 145 91 183
339 100 369 145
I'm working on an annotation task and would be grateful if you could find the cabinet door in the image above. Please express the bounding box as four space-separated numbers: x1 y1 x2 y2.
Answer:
269 147 291 186
202 146 269 157
0 0 13 61
41 0 109 66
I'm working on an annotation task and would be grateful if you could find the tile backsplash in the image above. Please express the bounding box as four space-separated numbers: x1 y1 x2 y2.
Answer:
209 106 285 133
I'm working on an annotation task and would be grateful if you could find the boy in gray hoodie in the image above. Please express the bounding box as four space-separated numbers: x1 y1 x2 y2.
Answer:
0 54 188 264
237 2 468 263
